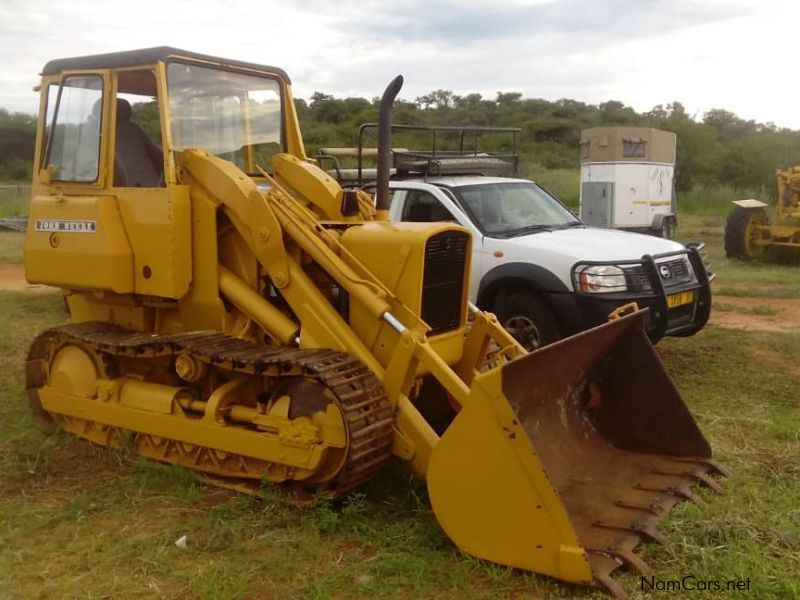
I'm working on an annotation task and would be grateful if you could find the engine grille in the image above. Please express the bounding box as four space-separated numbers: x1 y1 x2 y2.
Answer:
421 230 468 335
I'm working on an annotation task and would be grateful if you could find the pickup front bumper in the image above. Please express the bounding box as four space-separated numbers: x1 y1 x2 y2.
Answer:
555 246 713 343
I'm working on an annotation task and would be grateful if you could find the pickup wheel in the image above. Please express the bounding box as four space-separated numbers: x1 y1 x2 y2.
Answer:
491 291 561 351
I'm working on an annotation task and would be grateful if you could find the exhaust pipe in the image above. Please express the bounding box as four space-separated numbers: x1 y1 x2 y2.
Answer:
376 75 403 213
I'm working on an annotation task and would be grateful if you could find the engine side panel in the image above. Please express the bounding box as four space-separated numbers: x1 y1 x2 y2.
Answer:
26 194 134 293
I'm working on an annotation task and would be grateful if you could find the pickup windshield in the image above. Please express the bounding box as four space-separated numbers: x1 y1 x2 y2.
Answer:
451 181 580 237
166 62 283 173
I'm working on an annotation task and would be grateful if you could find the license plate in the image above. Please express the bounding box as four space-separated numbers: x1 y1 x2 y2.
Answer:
667 290 694 308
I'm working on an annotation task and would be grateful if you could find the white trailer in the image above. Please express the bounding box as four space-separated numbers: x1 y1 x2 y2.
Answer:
579 127 677 237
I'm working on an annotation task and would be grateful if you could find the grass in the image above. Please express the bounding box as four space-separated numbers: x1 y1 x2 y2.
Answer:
1 296 798 598
678 184 770 217
525 166 580 209
646 329 800 598
0 186 30 219
1 186 799 598
0 232 25 265
713 301 782 316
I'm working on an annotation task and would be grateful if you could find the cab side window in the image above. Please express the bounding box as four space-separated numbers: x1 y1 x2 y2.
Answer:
44 75 103 183
114 70 164 187
401 190 456 222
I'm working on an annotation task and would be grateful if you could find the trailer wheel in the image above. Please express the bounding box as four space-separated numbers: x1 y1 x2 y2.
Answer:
492 291 561 351
658 217 675 239
724 207 768 259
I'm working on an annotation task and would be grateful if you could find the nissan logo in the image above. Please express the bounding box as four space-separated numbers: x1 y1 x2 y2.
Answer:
659 265 672 279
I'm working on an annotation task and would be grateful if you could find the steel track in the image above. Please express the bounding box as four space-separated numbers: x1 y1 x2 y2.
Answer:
27 322 396 497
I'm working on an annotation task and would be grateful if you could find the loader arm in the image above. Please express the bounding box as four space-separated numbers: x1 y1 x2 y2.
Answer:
177 148 536 476
177 148 447 474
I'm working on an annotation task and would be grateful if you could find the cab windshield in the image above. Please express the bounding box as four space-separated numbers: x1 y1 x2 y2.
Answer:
166 62 283 173
451 181 581 237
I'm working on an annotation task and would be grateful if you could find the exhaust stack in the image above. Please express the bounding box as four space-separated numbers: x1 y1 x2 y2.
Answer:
376 75 403 214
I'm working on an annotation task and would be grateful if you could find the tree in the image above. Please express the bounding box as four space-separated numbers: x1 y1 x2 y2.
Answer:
0 109 37 182
599 100 637 125
703 109 752 137
496 92 522 106
415 90 455 110
454 93 483 108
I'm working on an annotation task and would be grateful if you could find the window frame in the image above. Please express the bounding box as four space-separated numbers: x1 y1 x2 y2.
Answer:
112 67 166 189
42 73 106 184
622 138 647 158
164 59 287 174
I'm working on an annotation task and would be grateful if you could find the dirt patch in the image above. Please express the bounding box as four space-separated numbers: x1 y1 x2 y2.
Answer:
193 489 238 510
0 264 53 292
712 295 800 333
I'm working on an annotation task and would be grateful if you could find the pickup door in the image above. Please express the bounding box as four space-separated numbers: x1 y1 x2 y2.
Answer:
388 185 485 300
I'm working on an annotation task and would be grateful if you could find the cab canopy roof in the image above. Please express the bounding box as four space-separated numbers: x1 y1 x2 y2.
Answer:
41 46 290 82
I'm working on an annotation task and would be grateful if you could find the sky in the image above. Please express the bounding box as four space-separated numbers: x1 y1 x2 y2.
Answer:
0 0 796 128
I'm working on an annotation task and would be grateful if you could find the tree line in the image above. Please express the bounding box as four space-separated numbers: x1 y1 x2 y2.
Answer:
3 92 799 193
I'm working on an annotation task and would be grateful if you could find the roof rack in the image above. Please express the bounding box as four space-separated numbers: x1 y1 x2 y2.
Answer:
317 124 521 187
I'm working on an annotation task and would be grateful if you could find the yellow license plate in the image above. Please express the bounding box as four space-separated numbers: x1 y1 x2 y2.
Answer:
667 290 694 308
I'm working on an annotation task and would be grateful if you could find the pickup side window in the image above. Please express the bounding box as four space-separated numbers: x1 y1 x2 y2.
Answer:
401 190 456 222
44 75 103 183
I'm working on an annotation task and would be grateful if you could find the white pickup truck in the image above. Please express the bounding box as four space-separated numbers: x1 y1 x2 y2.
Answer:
386 175 712 349
320 120 713 350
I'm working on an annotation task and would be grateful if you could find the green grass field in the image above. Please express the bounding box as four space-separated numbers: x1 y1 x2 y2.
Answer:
0 186 30 219
0 210 798 598
0 231 25 265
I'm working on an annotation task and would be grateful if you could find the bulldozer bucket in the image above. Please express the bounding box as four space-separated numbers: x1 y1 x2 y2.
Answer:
427 310 724 597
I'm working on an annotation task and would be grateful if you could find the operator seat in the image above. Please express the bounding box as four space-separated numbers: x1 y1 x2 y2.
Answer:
114 99 163 187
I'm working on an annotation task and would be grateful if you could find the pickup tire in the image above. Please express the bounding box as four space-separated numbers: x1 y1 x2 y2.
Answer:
491 291 561 351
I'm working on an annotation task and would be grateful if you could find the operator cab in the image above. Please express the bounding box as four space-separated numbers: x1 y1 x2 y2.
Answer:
28 48 302 303
35 47 298 192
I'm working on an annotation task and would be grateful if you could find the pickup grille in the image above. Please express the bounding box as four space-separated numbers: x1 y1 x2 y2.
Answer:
421 230 468 335
624 257 693 291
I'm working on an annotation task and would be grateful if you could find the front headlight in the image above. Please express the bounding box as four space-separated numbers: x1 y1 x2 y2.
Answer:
573 264 627 293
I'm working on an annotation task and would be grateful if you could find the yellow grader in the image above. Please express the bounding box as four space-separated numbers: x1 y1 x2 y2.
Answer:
725 166 800 259
24 48 724 597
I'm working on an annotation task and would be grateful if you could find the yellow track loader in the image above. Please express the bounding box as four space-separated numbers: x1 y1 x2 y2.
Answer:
24 48 724 597
725 166 800 259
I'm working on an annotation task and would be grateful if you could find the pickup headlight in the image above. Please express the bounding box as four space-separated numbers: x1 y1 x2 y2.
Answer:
573 264 627 293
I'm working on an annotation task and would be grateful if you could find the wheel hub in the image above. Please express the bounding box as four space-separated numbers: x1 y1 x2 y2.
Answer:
503 315 541 351
744 213 766 256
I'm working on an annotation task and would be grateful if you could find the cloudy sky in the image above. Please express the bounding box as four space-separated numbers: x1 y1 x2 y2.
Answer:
0 0 795 127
